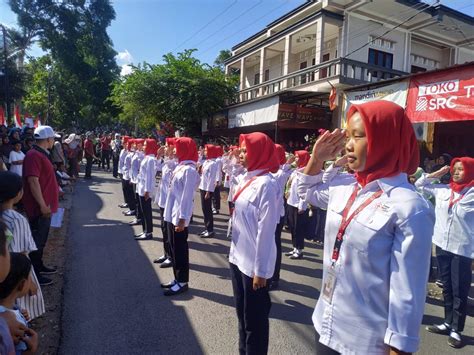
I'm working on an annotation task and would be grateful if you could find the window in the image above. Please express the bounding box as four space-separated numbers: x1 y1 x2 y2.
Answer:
264 69 270 82
411 65 427 74
254 72 260 86
300 61 308 84
368 48 393 78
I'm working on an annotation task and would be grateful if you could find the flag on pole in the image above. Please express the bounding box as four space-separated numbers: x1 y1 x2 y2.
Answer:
329 87 337 111
0 106 5 126
14 105 22 128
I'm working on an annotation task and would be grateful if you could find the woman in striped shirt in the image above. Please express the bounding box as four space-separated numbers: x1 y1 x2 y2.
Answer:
0 171 45 320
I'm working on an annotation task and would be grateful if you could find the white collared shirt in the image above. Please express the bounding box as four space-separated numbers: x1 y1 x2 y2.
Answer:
137 155 157 197
272 164 293 217
130 152 144 184
164 161 200 227
415 174 474 258
287 168 307 211
122 151 134 181
298 171 434 354
229 169 279 279
118 149 127 175
155 158 177 208
199 159 218 192
215 157 223 184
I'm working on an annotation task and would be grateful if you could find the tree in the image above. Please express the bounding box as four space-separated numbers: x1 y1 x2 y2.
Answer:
214 49 232 72
8 0 120 128
111 50 239 135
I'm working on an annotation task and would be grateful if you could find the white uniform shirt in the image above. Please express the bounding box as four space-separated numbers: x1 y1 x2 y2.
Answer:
122 151 134 181
298 172 434 354
164 161 200 227
137 155 157 197
272 164 293 218
215 157 223 185
118 149 127 175
199 159 218 192
415 174 474 258
287 168 307 211
9 150 25 176
130 152 144 184
229 170 279 279
156 158 177 208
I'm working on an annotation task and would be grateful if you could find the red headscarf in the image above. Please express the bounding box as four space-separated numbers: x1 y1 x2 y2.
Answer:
450 157 474 193
216 146 224 157
175 137 198 163
239 132 279 173
295 150 310 168
134 138 145 146
205 144 221 159
144 139 159 156
275 144 286 165
166 137 177 146
347 101 419 186
126 139 134 150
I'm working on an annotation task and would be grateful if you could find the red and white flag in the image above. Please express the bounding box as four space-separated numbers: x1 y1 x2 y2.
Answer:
14 105 22 128
329 87 337 111
0 106 5 126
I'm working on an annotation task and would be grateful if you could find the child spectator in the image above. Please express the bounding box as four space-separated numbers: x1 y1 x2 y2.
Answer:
8 140 25 177
0 171 45 320
0 252 39 354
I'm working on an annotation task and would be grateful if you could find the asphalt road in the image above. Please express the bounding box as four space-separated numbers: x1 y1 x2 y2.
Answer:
59 169 473 354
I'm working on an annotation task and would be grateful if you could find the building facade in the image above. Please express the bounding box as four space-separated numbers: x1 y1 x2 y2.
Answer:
204 0 474 146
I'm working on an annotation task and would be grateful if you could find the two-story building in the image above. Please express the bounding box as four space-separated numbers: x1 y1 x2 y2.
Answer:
203 0 474 145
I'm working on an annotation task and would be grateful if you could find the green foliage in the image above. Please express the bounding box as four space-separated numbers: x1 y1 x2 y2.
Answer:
214 49 232 72
112 50 239 135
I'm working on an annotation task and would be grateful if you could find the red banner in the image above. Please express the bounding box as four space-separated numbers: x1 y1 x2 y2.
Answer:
406 64 474 122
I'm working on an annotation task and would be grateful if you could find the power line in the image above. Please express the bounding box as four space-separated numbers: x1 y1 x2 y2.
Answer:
172 0 239 52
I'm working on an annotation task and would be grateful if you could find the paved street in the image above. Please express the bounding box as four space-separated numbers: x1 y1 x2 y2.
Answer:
59 169 473 354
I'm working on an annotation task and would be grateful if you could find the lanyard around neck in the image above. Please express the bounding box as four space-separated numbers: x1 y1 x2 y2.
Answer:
232 171 268 203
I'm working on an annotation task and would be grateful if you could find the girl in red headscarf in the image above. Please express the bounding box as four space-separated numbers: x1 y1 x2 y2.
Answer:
212 145 225 215
161 137 200 296
197 144 221 238
121 139 137 216
127 139 145 226
416 157 473 348
285 150 311 260
134 139 159 241
298 101 434 354
229 132 279 355
118 136 131 209
152 137 177 267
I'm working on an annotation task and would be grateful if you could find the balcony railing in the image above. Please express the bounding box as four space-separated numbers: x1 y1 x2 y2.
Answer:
236 58 408 103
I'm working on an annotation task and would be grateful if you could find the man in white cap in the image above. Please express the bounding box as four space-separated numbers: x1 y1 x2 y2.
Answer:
22 125 60 286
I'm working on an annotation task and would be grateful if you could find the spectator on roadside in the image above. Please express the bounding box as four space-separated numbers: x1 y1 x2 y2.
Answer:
8 140 25 177
0 135 12 169
64 134 80 178
111 133 122 178
22 137 35 155
100 133 112 172
51 134 66 168
84 132 97 179
22 125 59 286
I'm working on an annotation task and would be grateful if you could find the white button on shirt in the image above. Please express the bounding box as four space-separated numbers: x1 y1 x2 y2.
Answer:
298 171 434 354
229 170 279 279
164 161 200 227
415 174 474 258
137 155 157 197
199 159 219 192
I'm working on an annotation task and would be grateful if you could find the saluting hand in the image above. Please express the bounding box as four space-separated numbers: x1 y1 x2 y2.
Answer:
252 276 267 291
428 165 450 179
311 128 346 162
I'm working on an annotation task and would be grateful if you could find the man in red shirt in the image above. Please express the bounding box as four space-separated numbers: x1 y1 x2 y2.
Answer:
100 132 112 172
84 132 97 179
23 125 60 286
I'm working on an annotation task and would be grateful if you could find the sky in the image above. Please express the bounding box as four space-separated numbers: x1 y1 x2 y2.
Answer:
1 0 473 75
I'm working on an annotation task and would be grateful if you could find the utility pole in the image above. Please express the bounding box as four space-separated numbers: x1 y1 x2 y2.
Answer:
1 25 9 124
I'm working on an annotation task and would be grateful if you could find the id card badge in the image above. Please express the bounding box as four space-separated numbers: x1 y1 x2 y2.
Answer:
322 267 337 304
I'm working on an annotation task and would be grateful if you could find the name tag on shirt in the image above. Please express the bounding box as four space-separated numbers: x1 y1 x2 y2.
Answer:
322 267 337 304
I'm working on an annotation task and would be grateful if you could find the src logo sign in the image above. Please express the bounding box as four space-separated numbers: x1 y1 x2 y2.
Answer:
416 79 460 111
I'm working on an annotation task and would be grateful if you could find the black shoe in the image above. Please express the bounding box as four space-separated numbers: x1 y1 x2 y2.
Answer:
153 255 167 264
212 209 219 215
160 258 173 268
160 280 177 289
164 283 189 296
284 250 295 256
435 280 444 288
118 203 128 208
128 218 141 226
124 210 136 216
198 230 207 236
200 231 215 238
269 280 279 291
135 233 153 241
134 232 145 238
289 251 303 260
40 265 57 275
37 275 53 286
448 332 463 348
426 324 451 335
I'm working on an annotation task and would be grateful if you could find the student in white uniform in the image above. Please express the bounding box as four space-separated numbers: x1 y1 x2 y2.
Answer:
229 132 279 355
161 137 200 296
134 139 159 241
286 150 311 260
270 144 294 289
129 139 145 226
118 136 131 209
298 101 434 355
153 138 177 267
122 139 136 216
212 146 224 215
198 144 220 238
417 157 473 349
8 140 25 177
